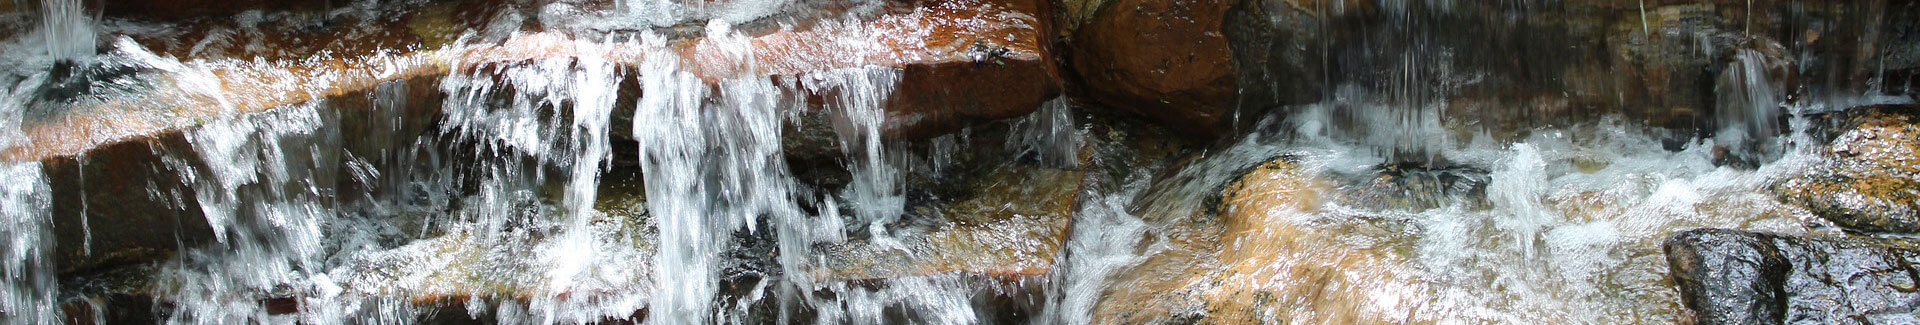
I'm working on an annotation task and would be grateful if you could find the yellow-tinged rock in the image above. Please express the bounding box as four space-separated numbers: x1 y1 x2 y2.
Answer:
1095 157 1431 324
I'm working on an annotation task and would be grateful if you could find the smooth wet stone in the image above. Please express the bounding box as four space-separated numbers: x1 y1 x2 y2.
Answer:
1097 156 1427 323
1665 228 1920 324
1070 0 1237 138
1777 105 1920 233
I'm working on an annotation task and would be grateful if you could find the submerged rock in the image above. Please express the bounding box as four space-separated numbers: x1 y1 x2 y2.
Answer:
1777 105 1920 233
1665 228 1920 324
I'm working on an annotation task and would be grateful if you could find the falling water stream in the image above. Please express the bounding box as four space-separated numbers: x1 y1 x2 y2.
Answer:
0 0 1916 323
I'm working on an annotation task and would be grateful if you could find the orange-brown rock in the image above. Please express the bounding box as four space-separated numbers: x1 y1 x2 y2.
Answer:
1776 105 1920 233
1070 0 1237 138
4 0 1057 163
1095 157 1430 323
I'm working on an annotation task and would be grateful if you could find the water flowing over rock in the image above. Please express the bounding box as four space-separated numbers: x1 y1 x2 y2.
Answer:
1777 105 1920 233
0 0 1918 323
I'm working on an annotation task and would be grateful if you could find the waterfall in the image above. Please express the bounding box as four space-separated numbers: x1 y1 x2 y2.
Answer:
1009 97 1085 168
1041 176 1150 324
158 101 341 323
805 67 903 236
4 0 1915 323
0 163 54 324
39 0 94 61
1714 48 1784 159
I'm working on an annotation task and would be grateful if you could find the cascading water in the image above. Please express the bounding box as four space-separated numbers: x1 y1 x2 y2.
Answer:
807 67 903 239
1714 47 1786 161
0 0 1916 323
0 163 54 324
39 0 94 61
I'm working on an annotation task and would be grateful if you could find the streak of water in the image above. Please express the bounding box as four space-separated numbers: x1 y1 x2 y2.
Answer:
806 67 902 233
0 162 55 324
39 0 94 61
1040 175 1151 324
1009 97 1084 168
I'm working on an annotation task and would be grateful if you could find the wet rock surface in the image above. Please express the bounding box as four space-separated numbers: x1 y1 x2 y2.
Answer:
8 0 1920 323
1665 228 1920 324
1094 154 1427 323
1778 105 1920 233
4 0 1059 163
1069 0 1236 138
1066 0 1916 140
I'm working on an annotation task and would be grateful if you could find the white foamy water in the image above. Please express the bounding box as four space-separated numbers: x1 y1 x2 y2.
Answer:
40 0 95 61
0 162 55 324
1203 104 1823 322
1041 175 1152 325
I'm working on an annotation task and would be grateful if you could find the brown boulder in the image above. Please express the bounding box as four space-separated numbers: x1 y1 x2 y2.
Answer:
1070 0 1237 138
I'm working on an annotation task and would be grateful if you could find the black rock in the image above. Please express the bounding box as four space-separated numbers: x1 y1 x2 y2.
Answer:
1665 228 1920 324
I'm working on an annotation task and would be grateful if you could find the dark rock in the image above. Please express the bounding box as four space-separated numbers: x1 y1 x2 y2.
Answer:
42 134 215 276
1076 0 1914 141
1223 0 1324 117
1665 228 1920 324
1664 228 1790 324
103 0 334 20
884 58 1063 139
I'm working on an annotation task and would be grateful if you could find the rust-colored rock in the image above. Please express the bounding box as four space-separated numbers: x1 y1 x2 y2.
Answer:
1070 0 1237 138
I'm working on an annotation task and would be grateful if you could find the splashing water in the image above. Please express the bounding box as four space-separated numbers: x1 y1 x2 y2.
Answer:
1195 107 1821 322
1715 47 1786 160
40 0 95 61
0 162 54 324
